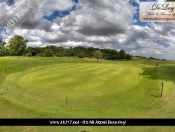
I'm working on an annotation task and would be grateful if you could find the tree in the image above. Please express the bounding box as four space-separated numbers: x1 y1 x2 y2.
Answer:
93 50 103 62
63 49 71 57
1 42 6 49
126 54 131 60
0 37 2 49
43 49 53 57
0 37 6 49
46 45 60 56
1 45 10 56
8 35 27 55
77 50 85 58
26 52 32 57
56 47 64 57
78 52 85 58
26 47 37 56
87 47 96 58
119 49 126 60
110 50 119 60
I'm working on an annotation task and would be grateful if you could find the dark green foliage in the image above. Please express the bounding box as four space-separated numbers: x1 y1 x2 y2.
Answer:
63 49 72 57
119 49 126 60
87 47 96 58
2 35 132 61
126 54 132 60
0 37 2 48
78 51 85 58
1 46 10 56
0 37 6 49
110 50 119 60
43 49 53 57
8 35 28 56
25 46 131 61
0 37 7 56
56 53 63 57
36 53 43 56
93 50 103 62
149 57 154 59
25 47 37 56
26 53 32 57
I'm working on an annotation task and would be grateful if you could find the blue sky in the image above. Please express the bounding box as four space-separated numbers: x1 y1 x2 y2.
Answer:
43 0 78 21
0 0 175 60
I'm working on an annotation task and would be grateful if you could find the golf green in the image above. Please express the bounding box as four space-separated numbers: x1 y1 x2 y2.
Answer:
0 57 175 132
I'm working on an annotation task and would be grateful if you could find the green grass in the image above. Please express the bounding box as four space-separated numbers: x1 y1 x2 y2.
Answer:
0 56 175 131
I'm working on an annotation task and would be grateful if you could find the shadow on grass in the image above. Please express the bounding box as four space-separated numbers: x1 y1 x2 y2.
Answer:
150 94 160 98
139 65 175 84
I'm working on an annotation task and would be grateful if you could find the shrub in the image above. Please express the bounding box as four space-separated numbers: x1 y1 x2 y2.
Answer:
43 49 53 57
36 53 43 57
26 53 32 57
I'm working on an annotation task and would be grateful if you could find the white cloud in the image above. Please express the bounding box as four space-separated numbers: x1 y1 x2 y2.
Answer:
157 0 166 2
39 0 76 16
27 41 43 47
141 51 146 53
155 51 161 54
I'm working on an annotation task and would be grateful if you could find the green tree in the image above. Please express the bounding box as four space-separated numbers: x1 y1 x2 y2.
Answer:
110 50 119 60
63 49 71 57
0 37 6 49
93 50 103 62
8 35 28 56
87 47 96 58
119 49 126 61
56 47 64 57
1 46 10 56
26 52 32 57
26 47 37 56
78 51 85 58
126 54 131 60
43 49 53 57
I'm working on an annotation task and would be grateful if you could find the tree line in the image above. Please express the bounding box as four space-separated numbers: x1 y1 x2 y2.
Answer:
0 35 132 61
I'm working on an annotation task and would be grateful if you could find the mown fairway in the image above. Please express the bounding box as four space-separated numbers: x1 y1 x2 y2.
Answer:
0 56 175 132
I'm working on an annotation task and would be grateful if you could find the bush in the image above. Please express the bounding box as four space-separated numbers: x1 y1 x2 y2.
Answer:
56 53 63 57
126 54 131 60
78 52 84 58
36 53 43 57
43 49 53 57
26 53 32 57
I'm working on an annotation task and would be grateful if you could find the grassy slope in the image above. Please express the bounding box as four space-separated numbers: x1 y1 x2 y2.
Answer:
0 56 175 132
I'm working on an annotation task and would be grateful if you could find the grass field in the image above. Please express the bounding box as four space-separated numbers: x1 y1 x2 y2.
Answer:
0 56 175 132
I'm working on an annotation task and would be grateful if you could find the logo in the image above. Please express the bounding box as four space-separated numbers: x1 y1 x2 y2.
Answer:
140 2 175 22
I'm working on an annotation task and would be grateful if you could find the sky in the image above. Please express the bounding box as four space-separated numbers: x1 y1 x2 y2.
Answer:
0 0 175 60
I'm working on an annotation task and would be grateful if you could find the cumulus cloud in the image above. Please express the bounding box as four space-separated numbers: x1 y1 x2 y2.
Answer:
74 0 135 36
40 0 76 16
